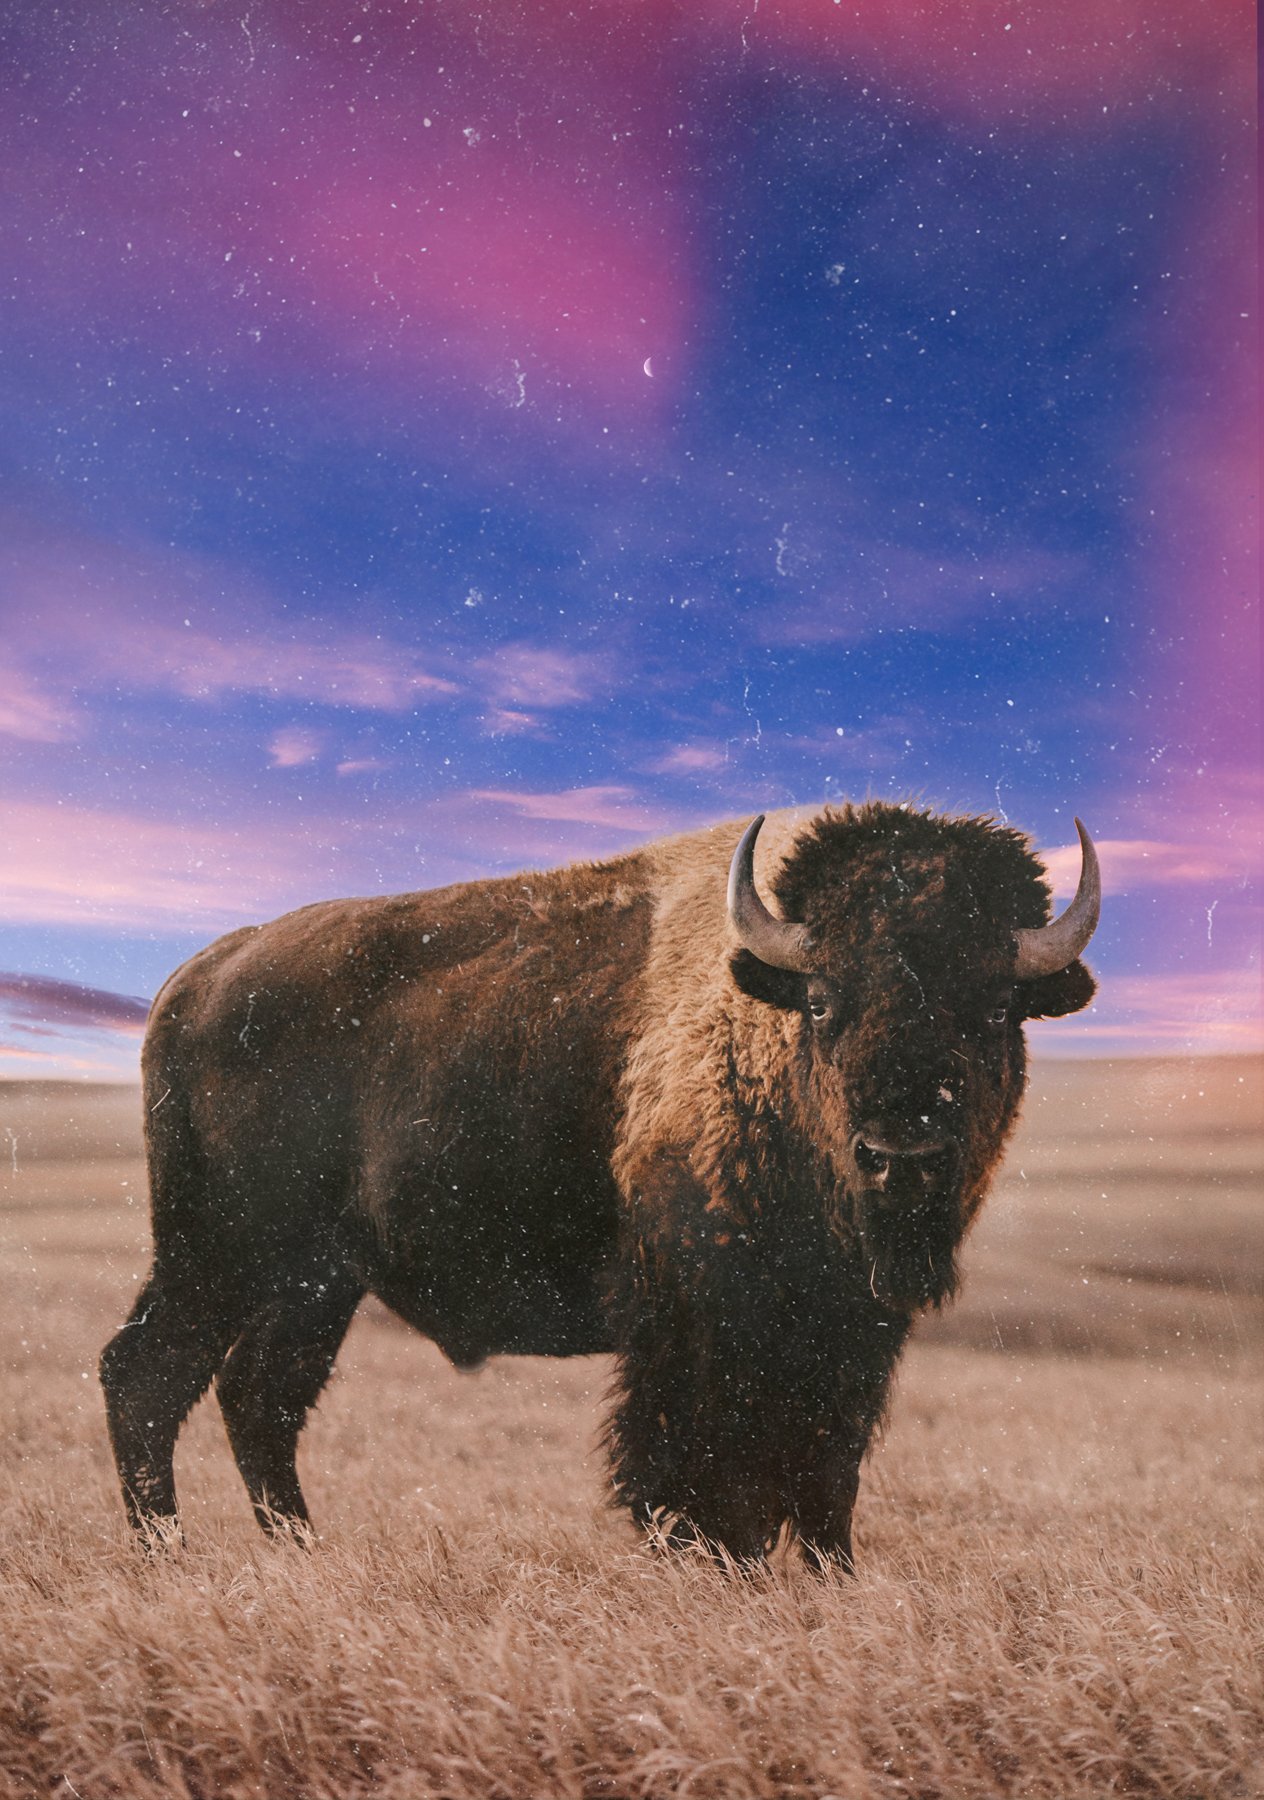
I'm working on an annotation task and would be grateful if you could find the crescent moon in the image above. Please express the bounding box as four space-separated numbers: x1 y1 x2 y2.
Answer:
643 357 654 378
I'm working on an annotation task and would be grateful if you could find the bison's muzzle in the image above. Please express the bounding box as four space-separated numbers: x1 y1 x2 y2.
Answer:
850 1130 963 1309
851 1131 955 1195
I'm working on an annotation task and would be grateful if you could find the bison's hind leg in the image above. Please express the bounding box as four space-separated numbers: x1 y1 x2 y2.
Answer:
215 1273 363 1539
100 1273 245 1543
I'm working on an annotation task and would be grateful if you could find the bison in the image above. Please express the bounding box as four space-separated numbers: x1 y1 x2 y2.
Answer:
102 801 1099 1567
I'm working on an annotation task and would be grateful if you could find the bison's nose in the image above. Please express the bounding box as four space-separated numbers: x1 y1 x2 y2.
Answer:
852 1132 954 1195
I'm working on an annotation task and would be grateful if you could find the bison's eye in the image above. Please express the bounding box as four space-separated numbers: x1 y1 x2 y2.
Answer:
986 1002 1009 1030
806 986 836 1029
806 980 844 1033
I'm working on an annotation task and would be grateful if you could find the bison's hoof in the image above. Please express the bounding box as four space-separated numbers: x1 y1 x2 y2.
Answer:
801 1540 856 1578
130 1512 185 1555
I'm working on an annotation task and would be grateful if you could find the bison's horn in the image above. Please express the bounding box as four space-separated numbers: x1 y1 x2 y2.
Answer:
1013 818 1101 979
727 814 815 974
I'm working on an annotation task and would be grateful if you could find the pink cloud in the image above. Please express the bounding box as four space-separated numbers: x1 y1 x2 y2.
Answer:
475 645 610 709
1 787 689 939
480 708 548 738
0 1040 140 1079
467 785 668 833
0 798 323 931
336 757 391 777
650 742 730 775
4 523 460 717
268 727 324 769
150 629 457 711
1030 970 1263 1058
420 785 720 877
1042 768 1263 901
0 668 77 743
91 619 457 713
1041 836 1237 898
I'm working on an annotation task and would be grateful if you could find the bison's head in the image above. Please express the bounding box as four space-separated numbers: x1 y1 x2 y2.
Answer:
728 804 1099 1309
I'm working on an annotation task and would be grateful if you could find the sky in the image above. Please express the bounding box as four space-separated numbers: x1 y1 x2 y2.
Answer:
1 0 1258 1079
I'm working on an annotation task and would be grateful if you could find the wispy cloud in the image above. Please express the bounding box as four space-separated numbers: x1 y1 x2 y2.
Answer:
1 785 676 936
480 707 549 738
1041 767 1263 899
1042 836 1231 897
1031 970 1263 1057
0 798 321 930
336 756 391 777
0 1040 140 1078
0 972 150 1035
1 786 680 937
649 742 730 775
142 627 458 711
5 523 460 723
0 668 77 743
268 726 324 769
475 645 609 709
467 784 667 832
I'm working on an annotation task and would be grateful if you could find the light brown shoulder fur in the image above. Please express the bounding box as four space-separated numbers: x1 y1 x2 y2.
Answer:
614 809 821 1219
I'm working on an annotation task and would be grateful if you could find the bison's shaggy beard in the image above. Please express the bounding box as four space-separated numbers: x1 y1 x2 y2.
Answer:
856 1191 963 1310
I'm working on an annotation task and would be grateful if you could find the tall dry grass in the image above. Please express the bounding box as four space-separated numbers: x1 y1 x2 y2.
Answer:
1 1059 1261 1798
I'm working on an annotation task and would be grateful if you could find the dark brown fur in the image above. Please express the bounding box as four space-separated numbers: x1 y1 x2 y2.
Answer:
101 802 1094 1564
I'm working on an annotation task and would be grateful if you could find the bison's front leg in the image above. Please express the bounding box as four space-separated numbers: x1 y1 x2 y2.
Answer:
605 1165 788 1565
614 1402 781 1567
791 1444 864 1574
790 1368 903 1573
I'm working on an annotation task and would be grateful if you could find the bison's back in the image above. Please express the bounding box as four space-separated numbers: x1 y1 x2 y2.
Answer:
141 855 657 1345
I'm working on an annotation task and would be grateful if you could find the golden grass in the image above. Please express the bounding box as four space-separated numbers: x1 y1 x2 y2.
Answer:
1 1058 1261 1798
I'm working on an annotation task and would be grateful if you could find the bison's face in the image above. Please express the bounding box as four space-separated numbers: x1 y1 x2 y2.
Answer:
799 956 1026 1308
729 805 1099 1310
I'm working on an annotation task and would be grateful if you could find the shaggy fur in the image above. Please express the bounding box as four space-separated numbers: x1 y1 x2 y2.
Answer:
101 802 1094 1564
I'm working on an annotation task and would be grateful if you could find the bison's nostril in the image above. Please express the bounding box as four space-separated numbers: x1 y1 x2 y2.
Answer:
853 1130 954 1194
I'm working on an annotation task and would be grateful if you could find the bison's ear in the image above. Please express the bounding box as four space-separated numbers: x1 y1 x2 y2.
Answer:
1017 959 1096 1020
728 949 805 1011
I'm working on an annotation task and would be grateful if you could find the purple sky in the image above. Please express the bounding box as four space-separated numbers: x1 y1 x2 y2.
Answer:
1 0 1258 1078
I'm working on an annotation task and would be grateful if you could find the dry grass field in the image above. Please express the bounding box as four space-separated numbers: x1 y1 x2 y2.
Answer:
1 1057 1260 1799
